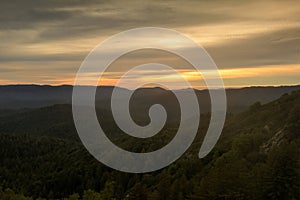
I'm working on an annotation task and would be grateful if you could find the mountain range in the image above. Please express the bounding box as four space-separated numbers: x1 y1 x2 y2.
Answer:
1 85 300 113
0 85 299 199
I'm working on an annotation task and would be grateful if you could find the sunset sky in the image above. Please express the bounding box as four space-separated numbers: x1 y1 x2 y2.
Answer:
0 0 299 88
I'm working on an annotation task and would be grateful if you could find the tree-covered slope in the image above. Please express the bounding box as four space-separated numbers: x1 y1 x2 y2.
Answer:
0 90 299 199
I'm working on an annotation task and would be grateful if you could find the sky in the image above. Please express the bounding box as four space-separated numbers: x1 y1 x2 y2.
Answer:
0 0 299 89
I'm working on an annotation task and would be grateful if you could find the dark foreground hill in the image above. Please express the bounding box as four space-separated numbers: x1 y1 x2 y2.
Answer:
0 89 299 199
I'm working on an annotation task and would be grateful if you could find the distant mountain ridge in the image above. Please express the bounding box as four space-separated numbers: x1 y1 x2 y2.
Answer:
0 84 300 113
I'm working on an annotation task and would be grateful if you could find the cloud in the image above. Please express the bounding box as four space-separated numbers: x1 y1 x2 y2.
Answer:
0 0 299 87
206 26 300 68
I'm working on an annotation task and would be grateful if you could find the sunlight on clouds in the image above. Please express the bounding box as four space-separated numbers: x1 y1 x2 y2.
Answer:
1 63 298 89
219 64 300 79
75 64 300 89
182 21 300 46
0 0 299 87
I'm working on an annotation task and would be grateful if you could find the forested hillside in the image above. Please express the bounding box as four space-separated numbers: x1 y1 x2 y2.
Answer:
0 90 299 199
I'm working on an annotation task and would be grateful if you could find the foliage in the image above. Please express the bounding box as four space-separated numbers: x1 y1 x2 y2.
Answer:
0 91 299 199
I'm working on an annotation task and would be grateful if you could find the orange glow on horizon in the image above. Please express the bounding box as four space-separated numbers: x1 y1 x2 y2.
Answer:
1 64 299 89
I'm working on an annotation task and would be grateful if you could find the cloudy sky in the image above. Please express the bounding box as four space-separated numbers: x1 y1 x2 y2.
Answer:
0 0 299 88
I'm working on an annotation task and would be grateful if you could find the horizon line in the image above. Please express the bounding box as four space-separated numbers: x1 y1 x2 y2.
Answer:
0 83 299 91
